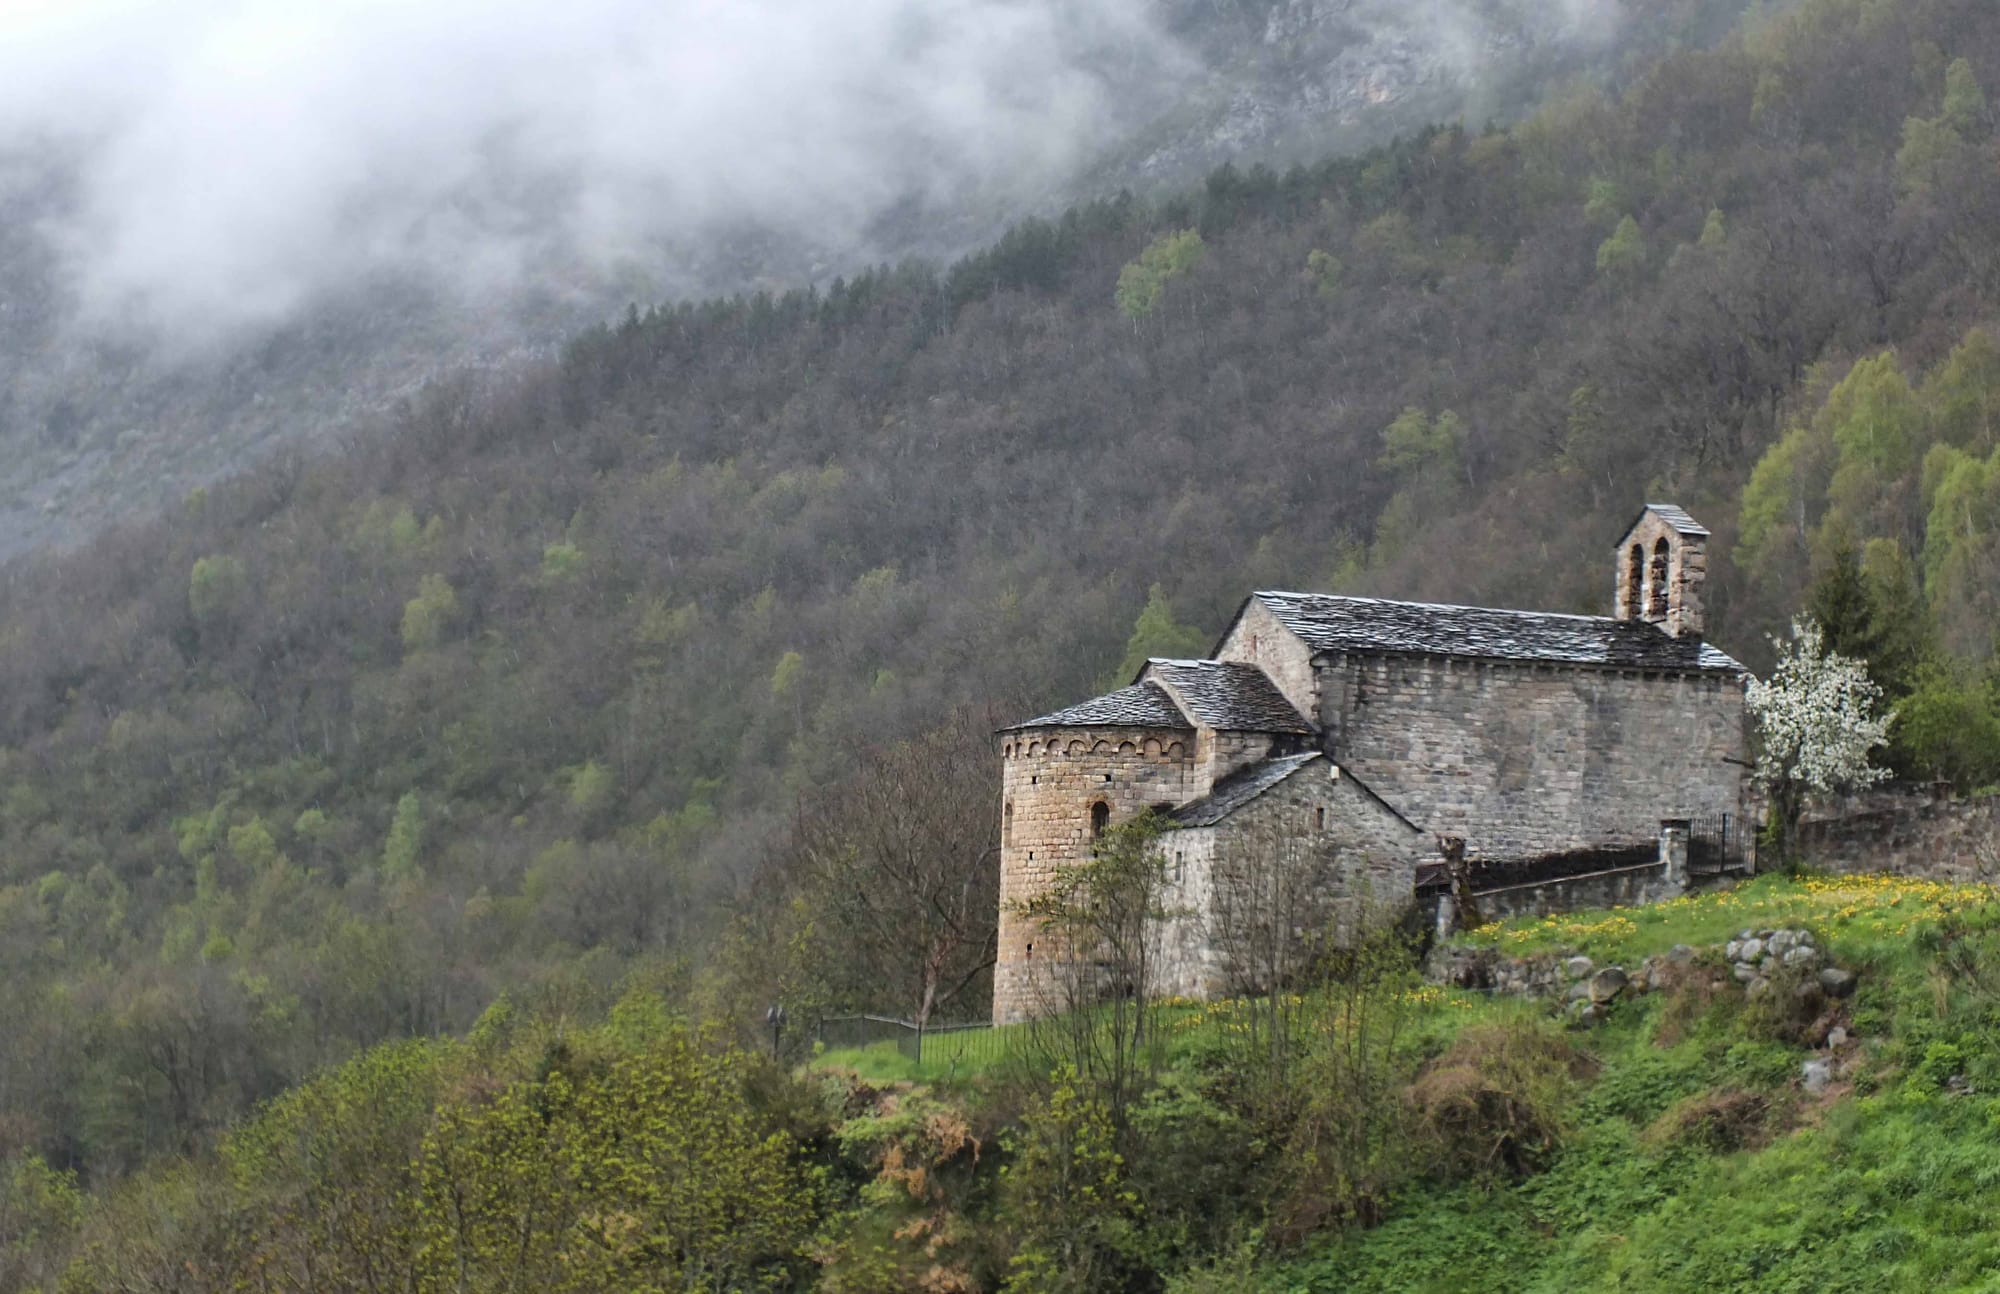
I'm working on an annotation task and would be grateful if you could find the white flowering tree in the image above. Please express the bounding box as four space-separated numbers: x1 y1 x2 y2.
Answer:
1746 617 1893 865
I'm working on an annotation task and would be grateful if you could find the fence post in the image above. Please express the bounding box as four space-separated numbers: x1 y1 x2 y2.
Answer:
1659 820 1689 892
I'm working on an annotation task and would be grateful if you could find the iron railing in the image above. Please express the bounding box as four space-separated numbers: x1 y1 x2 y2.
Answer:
812 1013 1014 1072
1689 811 1748 873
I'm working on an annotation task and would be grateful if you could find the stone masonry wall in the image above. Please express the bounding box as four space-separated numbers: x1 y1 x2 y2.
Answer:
994 726 1200 1024
1466 859 1681 924
1198 728 1288 788
1326 654 1746 861
1798 790 2000 883
1151 762 1422 1000
1153 826 1220 1000
1213 598 1318 724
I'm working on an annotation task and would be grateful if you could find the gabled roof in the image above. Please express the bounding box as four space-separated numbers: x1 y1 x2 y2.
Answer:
1246 591 1746 674
1168 753 1324 826
1623 503 1710 539
1002 681 1193 732
1140 659 1314 734
1167 753 1424 831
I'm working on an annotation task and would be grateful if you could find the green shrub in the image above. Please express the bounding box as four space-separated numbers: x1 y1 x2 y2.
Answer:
1890 667 2000 788
1128 1070 1262 1268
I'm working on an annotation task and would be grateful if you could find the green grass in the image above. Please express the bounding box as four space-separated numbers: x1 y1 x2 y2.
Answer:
1462 871 1988 968
809 876 2000 1291
1258 873 2000 1294
811 1022 1035 1084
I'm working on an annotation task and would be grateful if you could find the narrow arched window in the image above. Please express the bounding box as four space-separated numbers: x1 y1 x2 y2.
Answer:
1649 538 1671 619
1090 801 1110 839
1003 801 1014 847
1624 543 1646 619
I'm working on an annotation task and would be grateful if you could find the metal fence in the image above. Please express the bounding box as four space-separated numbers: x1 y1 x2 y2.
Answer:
1690 811 1749 874
813 1014 1015 1073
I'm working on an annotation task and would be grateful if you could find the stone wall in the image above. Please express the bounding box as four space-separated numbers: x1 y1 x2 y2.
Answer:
1324 653 1746 861
1797 789 2000 883
1214 597 1318 724
1152 761 1422 1000
1197 728 1289 788
993 725 1200 1024
1465 858 1681 924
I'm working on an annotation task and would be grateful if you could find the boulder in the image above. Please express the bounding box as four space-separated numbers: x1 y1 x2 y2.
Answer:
1827 1026 1849 1049
1564 955 1595 979
1819 967 1858 998
1782 945 1817 967
1768 930 1795 955
1565 999 1607 1026
1725 940 1742 962
1588 967 1630 1004
1802 1058 1832 1094
1739 937 1765 963
1732 962 1758 983
1667 944 1696 965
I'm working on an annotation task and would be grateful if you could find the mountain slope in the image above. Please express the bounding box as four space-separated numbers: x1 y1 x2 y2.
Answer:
0 0 1755 559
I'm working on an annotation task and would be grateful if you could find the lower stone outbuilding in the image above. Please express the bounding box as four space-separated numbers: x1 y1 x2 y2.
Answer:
1153 752 1423 1002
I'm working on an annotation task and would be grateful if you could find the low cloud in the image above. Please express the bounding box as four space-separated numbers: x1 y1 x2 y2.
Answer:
0 0 1632 352
0 0 1184 345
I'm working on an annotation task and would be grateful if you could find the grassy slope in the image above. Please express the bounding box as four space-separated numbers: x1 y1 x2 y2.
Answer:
1264 873 2000 1293
811 873 2000 1292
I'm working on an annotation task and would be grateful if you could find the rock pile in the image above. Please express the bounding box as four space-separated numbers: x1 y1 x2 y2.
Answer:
1425 929 1860 1020
1723 928 1826 994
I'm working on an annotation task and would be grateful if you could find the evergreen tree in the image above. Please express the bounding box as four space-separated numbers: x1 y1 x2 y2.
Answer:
1111 586 1209 686
383 793 423 880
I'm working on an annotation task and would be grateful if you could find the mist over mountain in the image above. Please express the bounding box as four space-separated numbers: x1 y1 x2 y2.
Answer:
0 0 1733 559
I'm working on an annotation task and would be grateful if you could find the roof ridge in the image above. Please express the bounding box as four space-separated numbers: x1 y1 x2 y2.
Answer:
1254 590 1621 626
1168 752 1325 827
1246 590 1747 674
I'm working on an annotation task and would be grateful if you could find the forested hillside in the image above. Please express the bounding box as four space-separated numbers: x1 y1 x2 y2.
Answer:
0 0 1755 561
0 0 1997 1229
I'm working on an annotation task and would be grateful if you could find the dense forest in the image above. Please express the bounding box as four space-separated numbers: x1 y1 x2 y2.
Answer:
5 0 2000 1283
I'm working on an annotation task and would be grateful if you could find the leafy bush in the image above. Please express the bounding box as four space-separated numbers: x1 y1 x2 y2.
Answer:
1890 667 2000 789
1127 1070 1263 1269
998 1067 1147 1294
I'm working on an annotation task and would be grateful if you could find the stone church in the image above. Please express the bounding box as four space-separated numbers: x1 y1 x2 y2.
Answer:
993 505 1750 1023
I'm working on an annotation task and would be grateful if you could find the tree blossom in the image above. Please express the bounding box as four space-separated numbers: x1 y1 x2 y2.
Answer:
1747 618 1893 862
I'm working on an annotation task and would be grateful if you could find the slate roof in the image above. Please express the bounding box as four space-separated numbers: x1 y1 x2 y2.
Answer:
1003 681 1193 732
1141 659 1314 734
1631 503 1710 538
1168 753 1324 827
1248 591 1747 674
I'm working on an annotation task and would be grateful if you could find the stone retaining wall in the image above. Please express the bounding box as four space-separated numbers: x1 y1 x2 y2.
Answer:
1469 858 1682 924
1797 789 2000 884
